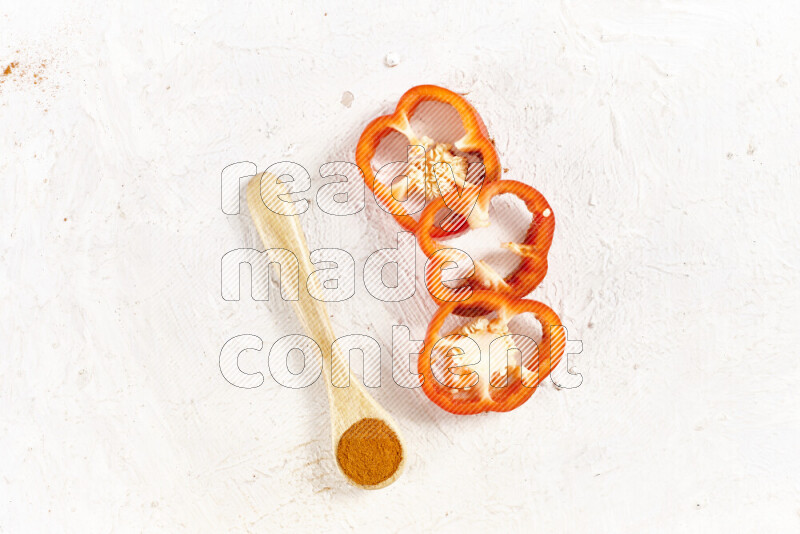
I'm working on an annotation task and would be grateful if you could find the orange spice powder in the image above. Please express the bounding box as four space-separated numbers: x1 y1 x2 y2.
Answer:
3 62 18 76
336 418 402 486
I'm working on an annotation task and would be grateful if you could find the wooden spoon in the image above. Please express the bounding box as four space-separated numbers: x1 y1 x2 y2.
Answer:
245 173 406 489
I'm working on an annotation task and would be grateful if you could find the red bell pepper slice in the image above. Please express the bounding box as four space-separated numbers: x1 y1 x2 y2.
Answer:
418 291 565 415
418 179 555 316
355 85 502 237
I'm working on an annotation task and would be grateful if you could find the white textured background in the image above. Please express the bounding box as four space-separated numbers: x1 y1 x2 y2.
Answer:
2 1 800 532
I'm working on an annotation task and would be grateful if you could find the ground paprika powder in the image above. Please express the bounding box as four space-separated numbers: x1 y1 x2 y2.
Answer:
335 418 403 486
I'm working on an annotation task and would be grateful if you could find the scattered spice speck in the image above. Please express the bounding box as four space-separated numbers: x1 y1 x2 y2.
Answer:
1 57 53 99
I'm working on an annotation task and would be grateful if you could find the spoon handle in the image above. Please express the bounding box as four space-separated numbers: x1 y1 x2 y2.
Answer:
246 175 388 424
245 175 337 361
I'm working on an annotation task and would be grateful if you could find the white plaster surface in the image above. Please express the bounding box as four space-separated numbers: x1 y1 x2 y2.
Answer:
2 1 800 532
